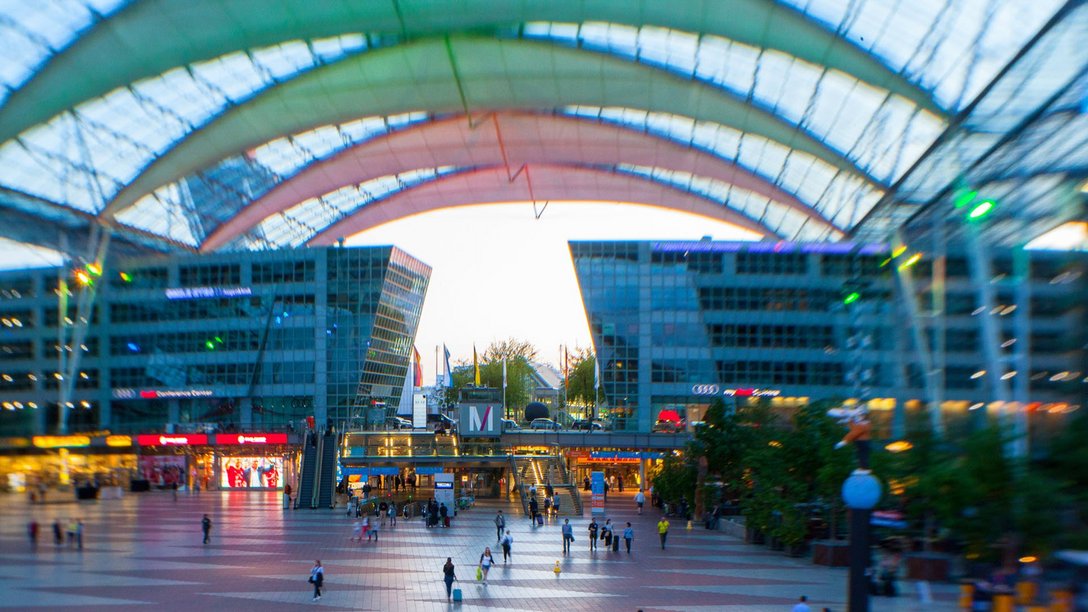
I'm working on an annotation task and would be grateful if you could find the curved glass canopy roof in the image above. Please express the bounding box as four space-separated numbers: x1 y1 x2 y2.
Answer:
0 0 1082 255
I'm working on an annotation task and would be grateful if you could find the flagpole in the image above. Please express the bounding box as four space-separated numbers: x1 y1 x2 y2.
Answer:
502 358 508 419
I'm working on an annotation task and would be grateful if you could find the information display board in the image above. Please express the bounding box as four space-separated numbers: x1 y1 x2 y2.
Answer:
591 471 605 515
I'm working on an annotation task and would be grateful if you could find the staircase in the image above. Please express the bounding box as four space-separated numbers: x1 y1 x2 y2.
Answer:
516 455 582 516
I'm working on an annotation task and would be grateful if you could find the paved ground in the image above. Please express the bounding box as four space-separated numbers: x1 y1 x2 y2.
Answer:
0 488 961 611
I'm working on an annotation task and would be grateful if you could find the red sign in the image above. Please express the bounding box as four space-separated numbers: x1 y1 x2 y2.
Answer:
215 433 288 445
136 433 208 446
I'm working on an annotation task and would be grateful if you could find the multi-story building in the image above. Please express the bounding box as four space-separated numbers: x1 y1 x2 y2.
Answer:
0 246 430 436
571 240 1086 439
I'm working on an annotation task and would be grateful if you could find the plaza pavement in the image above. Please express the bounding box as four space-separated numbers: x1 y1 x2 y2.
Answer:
0 488 961 611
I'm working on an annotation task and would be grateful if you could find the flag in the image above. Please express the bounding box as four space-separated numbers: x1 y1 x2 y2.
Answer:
473 344 481 386
563 345 569 389
443 344 453 388
593 355 600 389
502 358 508 389
412 345 422 388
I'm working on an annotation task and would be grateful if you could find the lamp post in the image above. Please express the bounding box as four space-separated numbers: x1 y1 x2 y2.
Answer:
842 469 881 612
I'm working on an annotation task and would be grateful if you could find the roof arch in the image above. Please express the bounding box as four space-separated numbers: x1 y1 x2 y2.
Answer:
302 164 774 247
199 111 835 252
0 0 940 142
102 35 876 217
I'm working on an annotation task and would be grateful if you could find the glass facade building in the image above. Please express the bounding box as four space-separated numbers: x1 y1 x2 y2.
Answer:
571 240 1086 438
0 246 429 435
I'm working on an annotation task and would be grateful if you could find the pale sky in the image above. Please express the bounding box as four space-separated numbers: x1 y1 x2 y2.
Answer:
347 201 758 384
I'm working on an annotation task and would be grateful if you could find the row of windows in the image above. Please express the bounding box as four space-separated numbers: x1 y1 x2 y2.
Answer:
717 360 845 385
736 253 809 275
178 264 241 286
252 260 315 284
698 287 836 311
109 361 315 388
109 295 315 323
708 324 835 349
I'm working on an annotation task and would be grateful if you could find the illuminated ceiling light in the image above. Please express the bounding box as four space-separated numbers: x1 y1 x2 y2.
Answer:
119 271 133 283
27 402 37 409
1001 371 1017 380
28 374 37 381
74 270 92 286
969 403 984 411
843 291 861 305
11 318 20 327
953 189 979 209
1050 372 1068 382
12 401 22 409
86 263 102 276
1001 339 1016 348
53 373 63 380
2 402 12 410
768 440 782 448
971 370 986 379
1000 305 1016 315
80 401 91 408
0 318 10 327
79 372 89 379
65 402 74 408
79 344 88 351
891 245 908 258
971 307 985 316
1020 556 1038 564
1 374 11 382
64 317 73 325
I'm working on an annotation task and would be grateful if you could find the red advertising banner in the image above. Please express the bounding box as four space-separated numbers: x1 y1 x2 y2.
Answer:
138 455 186 486
136 433 208 446
215 433 288 445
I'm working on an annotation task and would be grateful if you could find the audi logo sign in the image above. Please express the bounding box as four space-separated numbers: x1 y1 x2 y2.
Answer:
689 385 783 397
690 384 720 396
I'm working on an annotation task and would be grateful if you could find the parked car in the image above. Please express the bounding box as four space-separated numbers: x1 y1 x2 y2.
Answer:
529 418 561 431
652 419 683 433
571 419 605 431
501 418 522 432
386 416 412 430
427 413 457 433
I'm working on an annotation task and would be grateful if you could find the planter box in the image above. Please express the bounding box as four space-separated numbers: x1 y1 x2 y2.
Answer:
906 552 952 581
746 528 766 545
812 540 851 567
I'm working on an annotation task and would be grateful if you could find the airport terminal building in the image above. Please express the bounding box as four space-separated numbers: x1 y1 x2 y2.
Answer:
571 240 1087 439
0 245 430 436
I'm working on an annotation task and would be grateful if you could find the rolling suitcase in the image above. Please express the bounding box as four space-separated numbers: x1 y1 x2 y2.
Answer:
444 516 451 528
452 588 462 602
612 534 620 551
536 513 544 527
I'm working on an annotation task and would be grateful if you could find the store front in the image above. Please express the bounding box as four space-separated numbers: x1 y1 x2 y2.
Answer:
135 432 295 491
1 434 136 493
567 450 666 493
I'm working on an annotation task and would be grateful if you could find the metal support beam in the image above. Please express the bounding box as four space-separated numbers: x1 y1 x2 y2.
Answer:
892 231 944 437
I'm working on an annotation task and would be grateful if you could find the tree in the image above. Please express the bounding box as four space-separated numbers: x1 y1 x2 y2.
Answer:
482 338 538 362
565 347 597 409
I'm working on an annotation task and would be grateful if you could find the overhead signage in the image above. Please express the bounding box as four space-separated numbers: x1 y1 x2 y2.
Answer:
434 481 454 489
32 435 91 448
105 435 133 447
113 388 216 399
136 433 208 446
164 286 252 300
458 404 501 437
690 384 781 398
415 466 444 475
215 433 288 445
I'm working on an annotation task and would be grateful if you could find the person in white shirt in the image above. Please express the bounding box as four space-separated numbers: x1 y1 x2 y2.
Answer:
634 489 646 514
500 530 513 563
791 595 811 612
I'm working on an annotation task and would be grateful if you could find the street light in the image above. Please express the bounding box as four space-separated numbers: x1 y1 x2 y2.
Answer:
842 469 882 612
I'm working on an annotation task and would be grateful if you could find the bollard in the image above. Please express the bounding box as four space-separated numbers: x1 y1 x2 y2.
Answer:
686 520 693 530
1016 581 1037 605
992 588 1014 612
959 580 975 610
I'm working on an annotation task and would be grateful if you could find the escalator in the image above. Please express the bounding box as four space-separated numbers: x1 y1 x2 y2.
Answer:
295 434 318 509
315 432 340 509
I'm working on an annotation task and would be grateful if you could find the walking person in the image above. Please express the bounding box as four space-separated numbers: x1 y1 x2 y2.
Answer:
442 557 457 602
75 519 83 549
494 510 506 541
367 519 379 542
635 489 646 514
588 518 599 551
351 519 362 542
309 560 324 601
27 520 38 548
623 522 633 554
602 519 613 550
528 497 539 523
387 502 397 526
52 519 62 546
618 475 624 492
501 530 513 564
562 519 573 555
478 547 495 584
202 514 212 544
658 516 670 550
552 493 561 516
439 503 449 528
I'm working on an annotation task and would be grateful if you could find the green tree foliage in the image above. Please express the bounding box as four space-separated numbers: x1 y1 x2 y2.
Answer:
482 337 539 362
448 339 540 410
652 454 696 509
565 347 597 407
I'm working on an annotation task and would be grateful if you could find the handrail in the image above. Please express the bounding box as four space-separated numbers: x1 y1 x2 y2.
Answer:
310 434 324 509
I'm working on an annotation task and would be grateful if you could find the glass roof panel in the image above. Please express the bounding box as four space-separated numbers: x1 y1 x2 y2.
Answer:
783 0 1065 110
0 0 125 105
0 34 369 212
522 22 946 184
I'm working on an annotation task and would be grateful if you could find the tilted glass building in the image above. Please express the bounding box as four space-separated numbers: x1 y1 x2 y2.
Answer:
0 246 429 436
571 240 1086 440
